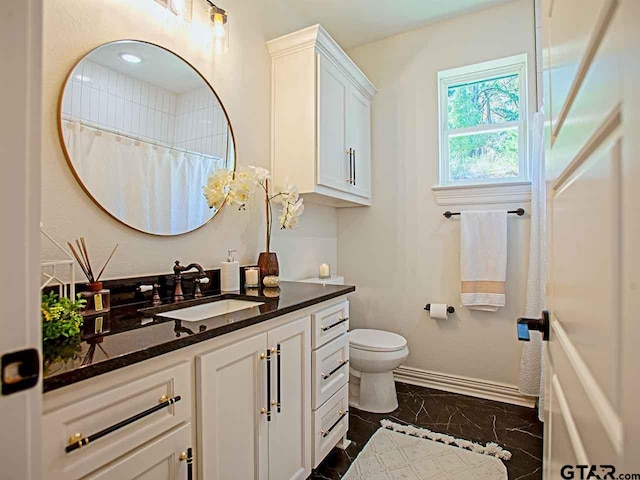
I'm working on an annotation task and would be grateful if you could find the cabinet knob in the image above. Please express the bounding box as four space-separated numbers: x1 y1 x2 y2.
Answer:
159 394 169 404
260 408 267 414
68 432 83 446
179 451 188 461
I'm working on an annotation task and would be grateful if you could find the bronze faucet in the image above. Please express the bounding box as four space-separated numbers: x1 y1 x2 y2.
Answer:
173 260 207 302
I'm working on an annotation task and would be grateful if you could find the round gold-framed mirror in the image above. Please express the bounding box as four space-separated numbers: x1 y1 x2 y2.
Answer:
58 40 236 236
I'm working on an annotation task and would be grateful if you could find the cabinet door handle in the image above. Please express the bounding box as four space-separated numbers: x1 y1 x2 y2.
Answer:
321 317 349 332
352 149 356 185
321 410 349 438
64 395 182 453
276 344 281 413
321 359 349 380
266 349 272 421
179 447 194 480
346 148 353 184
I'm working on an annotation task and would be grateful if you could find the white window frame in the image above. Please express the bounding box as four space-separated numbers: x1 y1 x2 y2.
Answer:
437 54 529 187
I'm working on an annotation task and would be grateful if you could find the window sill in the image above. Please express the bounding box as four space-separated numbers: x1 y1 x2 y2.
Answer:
431 181 531 206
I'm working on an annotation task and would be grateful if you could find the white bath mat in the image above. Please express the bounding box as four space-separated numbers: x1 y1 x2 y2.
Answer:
343 421 510 480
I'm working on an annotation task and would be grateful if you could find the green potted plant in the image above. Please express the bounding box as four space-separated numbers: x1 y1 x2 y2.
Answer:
41 292 86 373
41 291 86 342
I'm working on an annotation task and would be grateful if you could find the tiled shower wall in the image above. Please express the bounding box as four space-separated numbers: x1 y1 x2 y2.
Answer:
62 59 178 146
174 87 232 161
62 60 231 160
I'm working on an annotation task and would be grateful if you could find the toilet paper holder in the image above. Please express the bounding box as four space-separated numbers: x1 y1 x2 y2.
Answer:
424 304 455 314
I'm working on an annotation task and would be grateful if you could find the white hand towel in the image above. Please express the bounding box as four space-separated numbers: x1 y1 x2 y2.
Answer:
460 210 508 311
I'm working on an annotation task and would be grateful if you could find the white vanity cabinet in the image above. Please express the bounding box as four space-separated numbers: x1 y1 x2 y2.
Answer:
83 424 192 480
196 316 311 480
268 24 376 207
42 362 193 480
42 295 350 480
310 300 350 467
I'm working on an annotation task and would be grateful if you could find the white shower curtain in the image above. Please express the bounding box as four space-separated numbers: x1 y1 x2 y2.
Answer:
63 121 220 234
519 111 546 419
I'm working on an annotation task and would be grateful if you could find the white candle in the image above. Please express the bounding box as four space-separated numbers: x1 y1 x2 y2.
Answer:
319 263 330 278
245 268 259 286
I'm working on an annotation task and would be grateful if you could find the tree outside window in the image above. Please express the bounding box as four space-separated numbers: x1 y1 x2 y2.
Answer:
438 55 528 186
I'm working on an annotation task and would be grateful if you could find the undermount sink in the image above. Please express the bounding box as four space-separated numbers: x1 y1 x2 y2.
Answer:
156 299 264 322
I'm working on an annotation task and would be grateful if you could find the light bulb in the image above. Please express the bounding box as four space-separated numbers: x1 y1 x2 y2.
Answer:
213 38 225 55
212 13 226 38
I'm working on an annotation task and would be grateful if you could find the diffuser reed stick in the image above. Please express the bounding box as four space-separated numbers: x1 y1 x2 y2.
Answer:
68 238 118 283
95 244 118 282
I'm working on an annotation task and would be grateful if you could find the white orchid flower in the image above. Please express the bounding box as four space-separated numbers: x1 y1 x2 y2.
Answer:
247 165 271 184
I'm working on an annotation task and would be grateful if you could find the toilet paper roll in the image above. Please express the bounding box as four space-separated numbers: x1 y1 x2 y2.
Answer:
429 304 449 320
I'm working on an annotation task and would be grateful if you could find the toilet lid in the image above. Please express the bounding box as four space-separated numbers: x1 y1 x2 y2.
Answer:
350 329 407 352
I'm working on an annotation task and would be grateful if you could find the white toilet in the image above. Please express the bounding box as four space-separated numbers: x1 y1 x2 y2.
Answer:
298 276 409 413
349 329 409 413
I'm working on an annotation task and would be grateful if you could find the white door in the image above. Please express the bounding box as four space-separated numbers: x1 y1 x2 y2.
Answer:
347 85 372 199
267 317 312 480
0 1 43 479
542 0 640 475
318 55 351 193
197 333 269 480
85 424 192 480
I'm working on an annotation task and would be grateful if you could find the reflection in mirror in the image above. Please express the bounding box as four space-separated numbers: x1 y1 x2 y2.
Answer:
59 40 235 235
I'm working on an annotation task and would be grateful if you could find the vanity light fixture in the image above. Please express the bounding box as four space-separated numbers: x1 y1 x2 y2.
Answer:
119 53 142 64
169 0 186 16
205 1 229 54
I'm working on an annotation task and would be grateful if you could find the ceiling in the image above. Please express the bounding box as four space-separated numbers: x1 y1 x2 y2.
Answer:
87 41 206 94
264 0 517 50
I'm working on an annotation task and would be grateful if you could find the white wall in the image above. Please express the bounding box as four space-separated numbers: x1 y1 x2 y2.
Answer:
41 0 336 280
340 0 535 387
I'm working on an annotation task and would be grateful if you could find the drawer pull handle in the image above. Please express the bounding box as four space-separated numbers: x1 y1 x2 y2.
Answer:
276 344 282 413
321 317 349 332
64 395 182 453
265 349 272 422
322 359 349 380
180 447 194 480
321 410 349 438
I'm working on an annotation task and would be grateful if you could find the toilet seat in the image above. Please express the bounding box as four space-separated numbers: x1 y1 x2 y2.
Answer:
350 329 407 353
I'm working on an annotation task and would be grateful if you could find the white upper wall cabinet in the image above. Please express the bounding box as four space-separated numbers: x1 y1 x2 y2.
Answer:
268 25 376 207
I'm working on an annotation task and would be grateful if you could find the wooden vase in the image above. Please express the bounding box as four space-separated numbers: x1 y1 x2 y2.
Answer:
257 252 279 280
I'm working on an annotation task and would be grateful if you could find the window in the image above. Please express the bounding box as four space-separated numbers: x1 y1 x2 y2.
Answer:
438 54 528 187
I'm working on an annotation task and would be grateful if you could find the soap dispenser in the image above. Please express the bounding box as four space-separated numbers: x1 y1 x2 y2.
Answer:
220 249 240 292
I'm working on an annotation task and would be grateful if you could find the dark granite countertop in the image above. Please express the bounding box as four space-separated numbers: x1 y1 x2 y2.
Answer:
43 281 354 393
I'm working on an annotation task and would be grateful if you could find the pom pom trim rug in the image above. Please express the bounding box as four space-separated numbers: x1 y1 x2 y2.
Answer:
342 420 512 480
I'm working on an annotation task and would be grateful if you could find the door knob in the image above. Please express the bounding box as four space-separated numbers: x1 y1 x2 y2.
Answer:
517 310 549 341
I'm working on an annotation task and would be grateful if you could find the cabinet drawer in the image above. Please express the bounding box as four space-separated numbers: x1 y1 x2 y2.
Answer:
85 423 192 479
312 301 349 349
313 384 349 468
312 333 349 409
43 362 191 480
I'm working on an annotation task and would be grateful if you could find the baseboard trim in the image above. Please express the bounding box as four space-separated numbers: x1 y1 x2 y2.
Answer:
394 366 536 408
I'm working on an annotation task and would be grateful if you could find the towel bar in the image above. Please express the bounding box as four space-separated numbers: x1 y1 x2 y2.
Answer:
443 208 525 218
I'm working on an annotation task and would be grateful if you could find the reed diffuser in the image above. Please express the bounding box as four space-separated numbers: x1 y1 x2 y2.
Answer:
68 238 118 316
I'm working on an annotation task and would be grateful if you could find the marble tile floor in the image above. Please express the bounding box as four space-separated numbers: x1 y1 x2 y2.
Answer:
311 382 543 480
